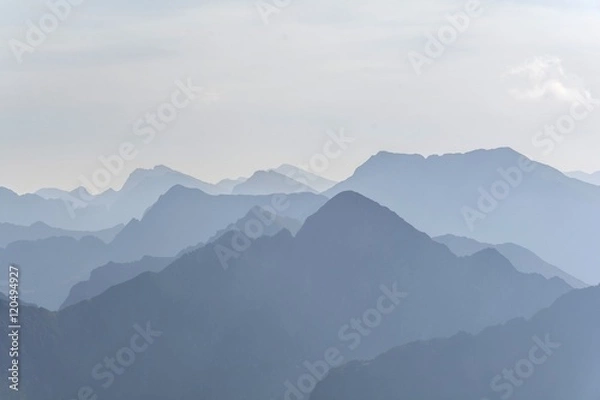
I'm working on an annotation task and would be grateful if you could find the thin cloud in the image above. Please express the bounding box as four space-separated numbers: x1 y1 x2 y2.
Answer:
507 56 590 103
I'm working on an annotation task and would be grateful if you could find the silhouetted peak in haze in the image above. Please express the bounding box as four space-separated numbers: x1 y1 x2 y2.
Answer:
297 191 430 247
120 165 209 192
232 170 317 195
272 164 337 192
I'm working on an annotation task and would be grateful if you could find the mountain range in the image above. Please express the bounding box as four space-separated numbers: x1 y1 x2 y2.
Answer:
0 187 326 309
0 148 597 400
60 207 302 310
0 221 122 247
566 170 600 186
232 170 317 195
434 234 588 289
327 148 600 284
310 283 600 400
2 165 333 233
0 192 571 400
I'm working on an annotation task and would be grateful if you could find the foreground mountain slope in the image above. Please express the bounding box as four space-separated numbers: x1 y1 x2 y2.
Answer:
327 148 600 284
0 192 570 400
310 284 600 400
434 234 588 288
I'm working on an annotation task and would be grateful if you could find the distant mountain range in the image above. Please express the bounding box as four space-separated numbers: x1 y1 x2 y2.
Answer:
327 148 600 284
566 170 600 186
60 207 302 310
434 234 588 289
232 170 317 195
272 164 337 192
0 188 325 309
0 221 122 247
2 165 332 232
215 165 336 195
205 206 303 243
0 192 570 400
310 283 600 400
1 149 597 400
108 186 326 261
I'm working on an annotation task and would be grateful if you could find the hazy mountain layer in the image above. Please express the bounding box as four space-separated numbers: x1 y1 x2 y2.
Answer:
434 234 588 288
328 148 600 284
0 192 570 400
310 284 600 400
0 188 325 309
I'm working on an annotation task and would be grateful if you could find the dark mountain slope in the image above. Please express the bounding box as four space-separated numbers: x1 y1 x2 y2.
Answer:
310 284 600 400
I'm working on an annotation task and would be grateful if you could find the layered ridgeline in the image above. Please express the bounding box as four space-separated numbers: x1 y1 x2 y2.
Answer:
232 170 318 195
60 207 302 310
59 256 175 310
0 221 123 247
327 148 600 284
0 187 326 310
434 234 588 289
2 166 222 231
3 164 333 232
272 164 337 192
0 192 570 400
310 284 600 400
566 170 600 186
216 165 337 195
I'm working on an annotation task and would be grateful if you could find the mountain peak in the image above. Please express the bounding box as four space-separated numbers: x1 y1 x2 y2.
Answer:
232 170 316 195
371 147 523 162
297 191 427 244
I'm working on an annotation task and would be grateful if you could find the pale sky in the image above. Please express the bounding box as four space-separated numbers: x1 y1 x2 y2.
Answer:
1 0 599 194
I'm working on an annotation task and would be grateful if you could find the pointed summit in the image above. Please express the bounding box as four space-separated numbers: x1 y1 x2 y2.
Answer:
232 170 316 195
297 191 430 246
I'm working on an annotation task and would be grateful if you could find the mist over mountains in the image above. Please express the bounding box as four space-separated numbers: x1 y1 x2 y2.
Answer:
327 148 600 284
5 0 599 395
0 148 597 400
566 170 600 186
434 234 588 289
310 284 600 400
0 191 572 400
0 186 325 309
